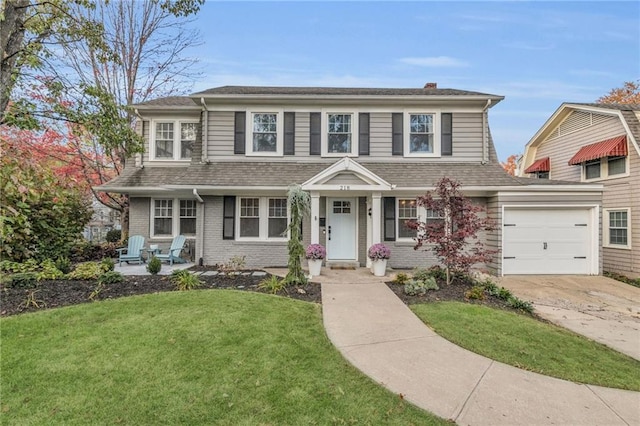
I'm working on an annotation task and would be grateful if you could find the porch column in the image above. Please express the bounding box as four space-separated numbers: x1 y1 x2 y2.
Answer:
371 192 382 244
310 191 320 244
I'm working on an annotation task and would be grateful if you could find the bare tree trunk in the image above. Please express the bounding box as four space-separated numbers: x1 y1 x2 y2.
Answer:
1 0 30 117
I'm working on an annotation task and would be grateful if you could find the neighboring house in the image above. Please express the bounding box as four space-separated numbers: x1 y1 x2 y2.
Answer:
97 85 603 275
83 198 121 242
519 103 640 278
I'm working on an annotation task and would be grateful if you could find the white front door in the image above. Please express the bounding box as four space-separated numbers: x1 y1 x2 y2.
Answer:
327 198 357 260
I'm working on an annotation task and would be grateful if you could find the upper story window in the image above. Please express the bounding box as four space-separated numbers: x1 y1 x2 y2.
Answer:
582 156 628 181
320 112 358 157
534 171 549 179
403 112 440 157
607 156 626 175
151 120 198 161
409 114 434 154
247 111 283 156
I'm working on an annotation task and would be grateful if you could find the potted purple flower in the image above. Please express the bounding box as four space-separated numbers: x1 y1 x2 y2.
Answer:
305 244 326 276
368 243 391 276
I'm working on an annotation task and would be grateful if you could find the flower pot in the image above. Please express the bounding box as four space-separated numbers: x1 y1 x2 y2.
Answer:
371 259 387 277
308 259 322 276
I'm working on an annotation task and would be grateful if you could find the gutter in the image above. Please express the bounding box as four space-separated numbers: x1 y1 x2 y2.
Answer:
134 108 145 168
193 188 204 203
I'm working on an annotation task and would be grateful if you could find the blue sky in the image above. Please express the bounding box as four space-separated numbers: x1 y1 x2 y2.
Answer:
185 1 639 161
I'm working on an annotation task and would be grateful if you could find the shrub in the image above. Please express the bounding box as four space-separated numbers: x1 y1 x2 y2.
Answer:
101 257 115 272
221 255 246 272
498 287 513 300
412 268 431 283
147 256 162 275
507 296 534 313
67 262 105 280
465 285 486 300
6 272 38 289
0 259 39 274
36 259 65 281
305 244 326 260
258 275 286 294
392 272 410 285
171 270 202 291
70 241 119 262
368 243 391 261
98 271 124 285
105 229 122 243
404 277 439 296
55 257 72 274
427 266 448 282
19 290 45 309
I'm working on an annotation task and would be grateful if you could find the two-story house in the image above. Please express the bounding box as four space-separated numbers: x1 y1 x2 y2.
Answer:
98 85 603 276
519 103 640 278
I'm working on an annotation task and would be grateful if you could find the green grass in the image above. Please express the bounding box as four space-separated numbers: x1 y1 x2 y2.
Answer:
411 302 640 391
1 291 446 425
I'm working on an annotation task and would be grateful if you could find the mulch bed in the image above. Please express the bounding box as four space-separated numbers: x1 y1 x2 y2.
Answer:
385 274 530 314
1 269 321 317
1 267 526 318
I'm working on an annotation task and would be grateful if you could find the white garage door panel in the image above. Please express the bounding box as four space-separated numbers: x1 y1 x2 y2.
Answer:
503 209 591 275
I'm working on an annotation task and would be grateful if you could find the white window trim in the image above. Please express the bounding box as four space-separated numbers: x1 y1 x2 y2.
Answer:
603 208 631 250
404 111 441 158
246 109 284 157
150 198 197 238
236 197 289 241
396 199 444 242
321 110 359 157
581 156 630 182
150 119 199 162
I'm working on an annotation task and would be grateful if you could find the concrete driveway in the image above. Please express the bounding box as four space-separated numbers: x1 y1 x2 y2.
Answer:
498 275 640 360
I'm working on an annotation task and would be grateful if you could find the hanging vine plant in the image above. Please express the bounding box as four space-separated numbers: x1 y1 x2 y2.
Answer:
283 184 310 286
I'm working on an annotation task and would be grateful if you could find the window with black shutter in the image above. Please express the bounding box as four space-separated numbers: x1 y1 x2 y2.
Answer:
392 113 403 155
234 112 245 154
309 112 321 155
284 112 295 155
359 113 370 155
442 113 452 156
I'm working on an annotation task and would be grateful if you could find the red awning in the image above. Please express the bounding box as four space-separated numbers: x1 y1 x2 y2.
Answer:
524 157 550 173
568 135 628 165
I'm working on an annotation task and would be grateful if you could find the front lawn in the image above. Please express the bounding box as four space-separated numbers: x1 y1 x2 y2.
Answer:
1 291 445 425
412 302 640 391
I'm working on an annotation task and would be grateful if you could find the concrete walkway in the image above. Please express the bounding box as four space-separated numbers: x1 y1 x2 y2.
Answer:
317 269 639 425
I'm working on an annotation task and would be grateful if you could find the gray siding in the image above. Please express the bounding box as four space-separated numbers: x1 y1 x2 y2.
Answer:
204 110 485 162
527 110 638 277
533 114 625 181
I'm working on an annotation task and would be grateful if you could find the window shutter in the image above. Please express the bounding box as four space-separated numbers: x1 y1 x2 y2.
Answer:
392 113 403 156
359 113 370 155
223 196 236 240
284 112 295 155
234 112 246 154
383 197 396 241
442 113 452 156
309 112 321 155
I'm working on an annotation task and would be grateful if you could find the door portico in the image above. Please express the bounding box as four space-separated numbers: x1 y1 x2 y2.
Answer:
302 158 391 266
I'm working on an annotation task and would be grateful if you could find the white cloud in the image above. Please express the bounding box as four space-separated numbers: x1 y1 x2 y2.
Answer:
399 56 470 68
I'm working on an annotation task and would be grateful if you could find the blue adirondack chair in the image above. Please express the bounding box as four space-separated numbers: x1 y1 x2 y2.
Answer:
116 235 145 266
155 235 187 265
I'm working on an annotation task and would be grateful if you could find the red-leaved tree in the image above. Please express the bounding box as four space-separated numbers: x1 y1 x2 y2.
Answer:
408 177 497 284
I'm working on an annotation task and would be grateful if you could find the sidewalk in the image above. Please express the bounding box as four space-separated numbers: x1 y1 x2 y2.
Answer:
318 269 639 425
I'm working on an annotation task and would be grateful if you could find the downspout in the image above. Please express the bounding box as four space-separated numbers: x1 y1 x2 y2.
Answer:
134 108 145 168
193 188 205 266
481 99 492 164
200 97 208 163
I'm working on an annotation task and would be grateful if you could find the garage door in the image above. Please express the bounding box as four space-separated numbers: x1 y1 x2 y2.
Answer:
503 209 592 275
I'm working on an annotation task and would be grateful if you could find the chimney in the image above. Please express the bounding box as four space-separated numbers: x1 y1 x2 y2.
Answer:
424 82 437 89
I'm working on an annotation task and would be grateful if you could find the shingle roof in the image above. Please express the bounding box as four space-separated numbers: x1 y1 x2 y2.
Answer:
191 85 502 98
98 161 588 192
569 102 640 112
134 96 199 107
